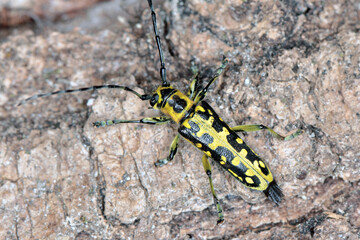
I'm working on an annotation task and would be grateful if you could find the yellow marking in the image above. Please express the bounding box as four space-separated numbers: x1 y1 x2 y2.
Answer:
236 138 243 144
208 141 218 150
219 156 227 165
219 117 224 122
231 157 240 166
246 177 254 184
253 161 259 169
220 156 226 165
208 116 214 125
206 126 229 151
239 149 247 158
245 169 255 177
228 169 239 178
204 151 211 157
196 143 202 148
207 109 213 115
238 176 243 181
182 119 191 129
222 126 229 135
259 161 265 168
197 106 205 112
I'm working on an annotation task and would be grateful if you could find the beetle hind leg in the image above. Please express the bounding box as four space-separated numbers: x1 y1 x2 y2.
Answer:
231 124 303 141
202 154 224 224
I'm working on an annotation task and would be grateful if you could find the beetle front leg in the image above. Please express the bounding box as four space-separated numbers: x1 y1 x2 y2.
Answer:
193 56 228 104
187 61 200 100
93 116 171 128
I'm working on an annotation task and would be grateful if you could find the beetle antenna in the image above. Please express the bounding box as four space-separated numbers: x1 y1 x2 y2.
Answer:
17 85 151 106
147 0 169 87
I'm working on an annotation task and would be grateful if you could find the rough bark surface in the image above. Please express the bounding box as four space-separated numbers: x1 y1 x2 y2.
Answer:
1 0 359 239
0 0 108 27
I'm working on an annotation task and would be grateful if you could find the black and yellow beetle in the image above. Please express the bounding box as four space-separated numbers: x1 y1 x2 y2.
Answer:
19 0 302 223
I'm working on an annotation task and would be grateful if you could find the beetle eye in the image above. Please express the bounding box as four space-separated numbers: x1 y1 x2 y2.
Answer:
150 94 159 106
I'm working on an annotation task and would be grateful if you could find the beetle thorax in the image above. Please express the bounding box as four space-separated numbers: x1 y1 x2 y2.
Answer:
150 86 194 123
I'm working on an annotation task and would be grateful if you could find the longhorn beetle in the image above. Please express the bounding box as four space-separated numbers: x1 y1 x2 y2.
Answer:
19 0 302 224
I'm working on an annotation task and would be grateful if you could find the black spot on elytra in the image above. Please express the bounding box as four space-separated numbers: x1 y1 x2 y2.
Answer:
214 146 235 163
259 160 269 176
227 165 261 188
188 120 200 132
226 134 245 152
249 175 261 187
212 118 224 132
244 149 260 164
198 133 214 145
196 107 210 121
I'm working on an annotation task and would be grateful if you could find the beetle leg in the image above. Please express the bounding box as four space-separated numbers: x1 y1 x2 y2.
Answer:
193 57 228 104
187 61 200 100
231 124 303 141
202 154 224 224
155 134 180 167
93 116 171 128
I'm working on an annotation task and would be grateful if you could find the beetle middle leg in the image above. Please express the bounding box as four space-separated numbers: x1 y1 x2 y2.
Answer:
155 134 180 167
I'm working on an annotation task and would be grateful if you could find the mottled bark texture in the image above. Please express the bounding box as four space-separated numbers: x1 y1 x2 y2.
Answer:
1 0 359 239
